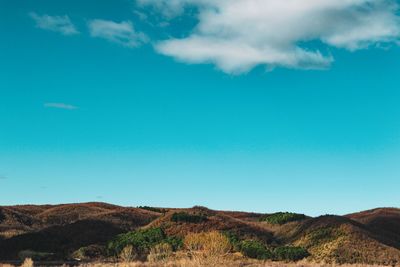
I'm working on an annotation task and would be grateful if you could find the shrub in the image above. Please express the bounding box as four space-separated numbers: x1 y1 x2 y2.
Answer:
238 240 273 260
222 231 241 251
184 232 231 266
147 243 173 263
309 227 336 244
108 228 166 257
184 231 231 257
171 212 208 223
107 227 182 259
259 212 306 225
310 227 332 238
222 232 273 260
223 232 307 262
273 246 309 261
138 206 167 213
164 236 183 251
71 245 106 260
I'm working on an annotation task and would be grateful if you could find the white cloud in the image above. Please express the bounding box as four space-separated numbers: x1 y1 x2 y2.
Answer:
140 0 400 73
87 19 148 48
44 103 78 110
29 12 79 35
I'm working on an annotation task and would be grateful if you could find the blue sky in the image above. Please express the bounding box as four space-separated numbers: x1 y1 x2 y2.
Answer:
1 0 400 216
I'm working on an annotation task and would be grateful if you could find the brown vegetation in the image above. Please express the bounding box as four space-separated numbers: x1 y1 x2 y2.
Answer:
346 208 400 249
1 203 400 266
183 231 231 266
147 243 173 263
2 258 400 267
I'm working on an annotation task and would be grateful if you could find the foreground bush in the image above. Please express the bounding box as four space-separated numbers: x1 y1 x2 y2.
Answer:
171 212 208 223
184 231 231 266
223 231 241 251
108 228 181 259
274 246 310 261
259 212 306 225
184 231 231 256
224 232 308 262
238 240 273 260
108 228 164 256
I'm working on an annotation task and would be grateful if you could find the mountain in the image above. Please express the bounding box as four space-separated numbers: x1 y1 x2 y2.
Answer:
1 203 400 265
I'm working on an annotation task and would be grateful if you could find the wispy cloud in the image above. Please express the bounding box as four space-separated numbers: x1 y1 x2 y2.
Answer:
44 103 78 110
87 19 148 48
140 0 400 74
29 12 79 35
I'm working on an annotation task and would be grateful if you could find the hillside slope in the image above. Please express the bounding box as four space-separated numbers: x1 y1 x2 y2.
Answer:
346 208 400 249
1 203 400 265
146 206 275 244
286 215 400 265
0 203 161 260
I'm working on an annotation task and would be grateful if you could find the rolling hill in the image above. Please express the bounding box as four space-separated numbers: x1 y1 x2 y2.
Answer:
346 208 400 249
1 203 400 265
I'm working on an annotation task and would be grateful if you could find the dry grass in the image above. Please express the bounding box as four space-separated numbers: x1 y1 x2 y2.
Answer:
119 245 137 263
0 230 26 239
19 258 33 267
183 231 232 266
66 259 400 267
147 243 173 263
0 258 399 267
184 231 231 256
